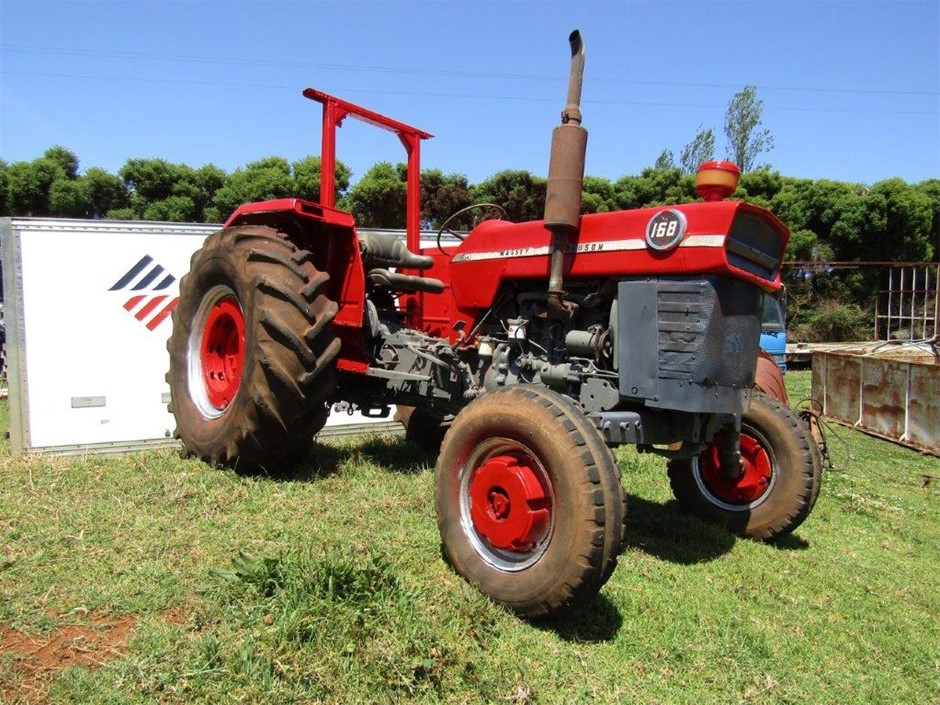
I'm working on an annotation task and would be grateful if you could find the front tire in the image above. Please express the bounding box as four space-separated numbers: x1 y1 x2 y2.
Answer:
167 225 340 470
667 392 821 541
435 386 626 618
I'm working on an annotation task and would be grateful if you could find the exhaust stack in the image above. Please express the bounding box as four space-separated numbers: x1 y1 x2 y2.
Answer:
544 30 588 319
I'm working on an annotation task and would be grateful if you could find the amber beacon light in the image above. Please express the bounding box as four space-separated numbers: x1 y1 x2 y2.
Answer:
695 160 741 202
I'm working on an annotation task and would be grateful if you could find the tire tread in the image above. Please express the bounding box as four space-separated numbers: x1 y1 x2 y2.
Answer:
167 224 339 470
435 385 626 618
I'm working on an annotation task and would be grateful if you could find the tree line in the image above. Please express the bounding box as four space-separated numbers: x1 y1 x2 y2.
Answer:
4 146 936 256
1 144 937 340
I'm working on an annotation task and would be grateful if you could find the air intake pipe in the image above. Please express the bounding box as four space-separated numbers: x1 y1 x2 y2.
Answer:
544 30 588 319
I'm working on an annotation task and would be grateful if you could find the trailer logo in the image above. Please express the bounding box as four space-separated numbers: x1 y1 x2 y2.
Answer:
646 209 687 252
109 255 179 331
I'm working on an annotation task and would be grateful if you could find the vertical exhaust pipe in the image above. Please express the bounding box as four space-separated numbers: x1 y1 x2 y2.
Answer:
544 30 588 319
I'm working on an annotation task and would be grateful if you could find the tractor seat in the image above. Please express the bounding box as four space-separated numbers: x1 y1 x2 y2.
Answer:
368 268 445 294
359 232 433 270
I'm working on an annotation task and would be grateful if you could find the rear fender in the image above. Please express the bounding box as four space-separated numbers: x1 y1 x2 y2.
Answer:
225 198 369 365
754 349 788 405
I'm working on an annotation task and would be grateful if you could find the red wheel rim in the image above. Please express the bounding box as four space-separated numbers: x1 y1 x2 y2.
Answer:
468 451 552 553
697 431 773 505
199 295 245 410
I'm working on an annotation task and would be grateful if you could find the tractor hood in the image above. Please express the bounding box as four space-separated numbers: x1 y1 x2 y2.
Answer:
448 200 788 309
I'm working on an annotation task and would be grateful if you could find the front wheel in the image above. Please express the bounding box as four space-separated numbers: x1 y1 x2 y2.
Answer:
435 386 626 618
667 392 821 541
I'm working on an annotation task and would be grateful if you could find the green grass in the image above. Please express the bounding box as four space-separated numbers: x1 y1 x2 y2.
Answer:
1 372 938 704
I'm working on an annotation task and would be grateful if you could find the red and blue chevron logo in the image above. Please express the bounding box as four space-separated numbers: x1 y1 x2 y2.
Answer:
109 255 179 331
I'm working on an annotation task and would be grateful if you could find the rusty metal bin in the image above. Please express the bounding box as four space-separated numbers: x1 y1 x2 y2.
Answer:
812 346 939 456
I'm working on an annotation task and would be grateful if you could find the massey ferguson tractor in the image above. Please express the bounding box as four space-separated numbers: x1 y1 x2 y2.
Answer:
167 31 821 618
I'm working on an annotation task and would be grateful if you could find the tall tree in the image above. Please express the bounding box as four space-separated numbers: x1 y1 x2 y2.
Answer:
120 158 181 204
614 167 693 210
679 126 715 174
724 85 774 172
143 195 197 222
916 179 940 215
808 179 866 260
581 176 616 214
739 168 783 207
164 164 225 222
861 178 935 262
118 157 225 221
49 180 89 217
208 156 349 222
654 149 675 170
188 164 225 222
2 148 128 219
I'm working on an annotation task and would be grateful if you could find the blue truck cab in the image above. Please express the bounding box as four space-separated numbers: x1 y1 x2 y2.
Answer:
760 292 787 372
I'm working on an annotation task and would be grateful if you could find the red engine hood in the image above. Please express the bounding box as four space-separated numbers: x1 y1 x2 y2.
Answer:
448 201 788 309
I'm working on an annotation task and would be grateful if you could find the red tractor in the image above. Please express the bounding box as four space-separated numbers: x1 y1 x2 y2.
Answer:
167 31 820 618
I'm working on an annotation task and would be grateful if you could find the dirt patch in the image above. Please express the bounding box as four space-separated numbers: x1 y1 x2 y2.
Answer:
0 614 136 704
160 606 189 627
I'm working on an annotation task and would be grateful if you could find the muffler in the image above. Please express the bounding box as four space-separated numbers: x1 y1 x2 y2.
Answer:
544 30 588 319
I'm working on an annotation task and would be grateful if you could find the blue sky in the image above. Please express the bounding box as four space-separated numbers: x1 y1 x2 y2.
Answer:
1 1 937 188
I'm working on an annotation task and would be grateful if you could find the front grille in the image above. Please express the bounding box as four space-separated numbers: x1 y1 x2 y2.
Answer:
617 276 762 415
727 212 785 281
655 277 762 387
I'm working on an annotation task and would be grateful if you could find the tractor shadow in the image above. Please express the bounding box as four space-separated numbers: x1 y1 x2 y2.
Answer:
434 544 623 643
771 533 810 550
533 594 623 643
624 494 812 561
236 433 431 482
624 494 736 564
353 435 436 474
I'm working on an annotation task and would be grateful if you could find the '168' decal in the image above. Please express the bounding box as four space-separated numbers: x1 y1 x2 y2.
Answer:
645 209 688 252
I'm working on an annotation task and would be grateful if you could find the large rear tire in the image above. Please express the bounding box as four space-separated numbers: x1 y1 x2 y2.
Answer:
435 386 626 618
167 225 340 470
667 392 821 541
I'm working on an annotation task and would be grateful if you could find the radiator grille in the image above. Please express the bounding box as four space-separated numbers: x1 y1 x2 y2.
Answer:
655 278 761 387
617 275 762 415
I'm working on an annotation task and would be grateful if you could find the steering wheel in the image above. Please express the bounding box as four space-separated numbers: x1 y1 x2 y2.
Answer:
436 203 509 254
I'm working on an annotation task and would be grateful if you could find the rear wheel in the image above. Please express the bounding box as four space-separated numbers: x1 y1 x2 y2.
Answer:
167 225 340 470
435 386 626 618
667 392 820 541
395 405 449 453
